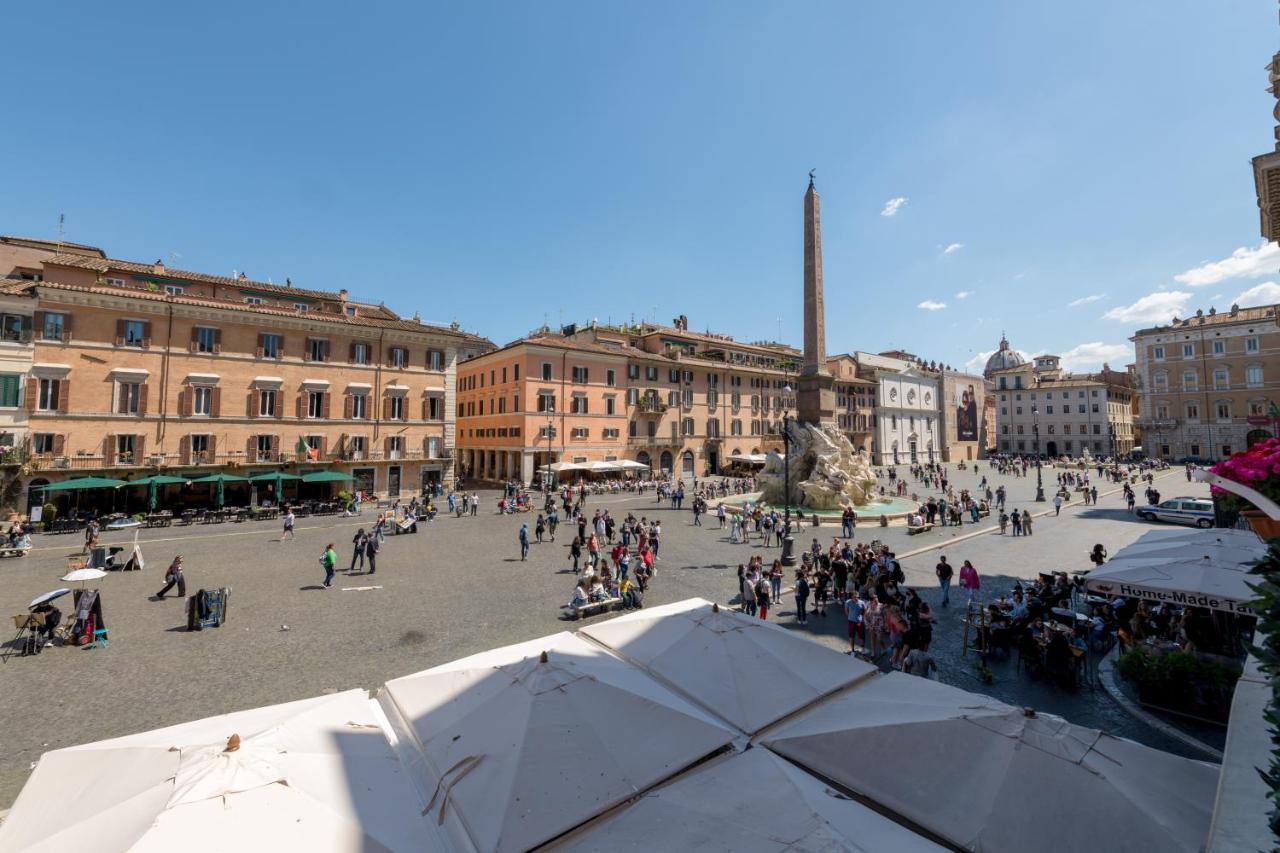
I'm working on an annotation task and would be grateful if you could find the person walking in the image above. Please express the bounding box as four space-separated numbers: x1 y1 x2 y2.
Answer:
794 570 810 624
1052 494 1062 516
903 638 937 679
83 519 100 555
844 593 865 655
959 559 980 603
469 493 478 516
569 536 582 573
320 543 337 588
1022 512 1034 536
1011 509 1022 536
935 556 953 607
282 508 296 541
349 529 368 573
717 502 727 529
519 523 530 561
155 555 187 599
535 514 546 544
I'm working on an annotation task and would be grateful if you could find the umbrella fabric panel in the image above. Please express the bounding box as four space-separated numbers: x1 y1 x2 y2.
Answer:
1084 555 1255 614
29 588 71 608
555 748 943 852
301 471 355 483
580 599 876 734
36 477 127 491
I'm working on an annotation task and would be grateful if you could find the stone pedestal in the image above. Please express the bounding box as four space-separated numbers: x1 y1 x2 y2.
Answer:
797 371 836 429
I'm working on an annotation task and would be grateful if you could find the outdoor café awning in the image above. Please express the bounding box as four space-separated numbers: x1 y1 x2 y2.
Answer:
728 453 770 465
36 477 127 492
1084 528 1266 615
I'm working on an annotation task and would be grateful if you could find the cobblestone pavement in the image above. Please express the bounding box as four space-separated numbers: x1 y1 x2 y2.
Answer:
0 464 1203 807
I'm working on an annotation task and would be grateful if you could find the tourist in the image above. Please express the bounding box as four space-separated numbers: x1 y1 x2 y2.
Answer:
794 570 810 624
769 559 784 604
844 592 865 655
365 531 379 575
320 543 337 588
935 556 953 607
470 493 479 516
569 536 582 572
519 523 530 561
651 520 662 560
756 574 771 619
865 593 885 659
742 567 758 615
349 528 368 572
902 637 937 679
959 559 980 603
717 502 727 528
155 555 187 599
1023 512 1034 536
1011 508 1022 536
886 605 908 668
1053 494 1062 516
83 519 100 555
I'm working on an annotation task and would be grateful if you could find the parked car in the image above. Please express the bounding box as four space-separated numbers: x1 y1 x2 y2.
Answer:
1136 496 1215 528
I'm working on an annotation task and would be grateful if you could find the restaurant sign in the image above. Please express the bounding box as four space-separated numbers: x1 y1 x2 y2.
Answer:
1088 581 1253 615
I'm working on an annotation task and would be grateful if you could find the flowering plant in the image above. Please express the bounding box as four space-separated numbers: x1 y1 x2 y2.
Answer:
1210 438 1280 511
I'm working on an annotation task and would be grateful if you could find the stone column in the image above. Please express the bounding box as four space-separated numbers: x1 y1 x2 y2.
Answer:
797 175 836 427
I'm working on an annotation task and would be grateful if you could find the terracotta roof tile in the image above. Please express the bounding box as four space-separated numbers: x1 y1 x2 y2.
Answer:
42 253 341 301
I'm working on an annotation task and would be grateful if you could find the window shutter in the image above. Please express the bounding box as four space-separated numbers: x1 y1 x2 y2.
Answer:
385 435 393 454
246 435 257 459
344 394 353 418
57 380 69 413
322 340 330 362
270 435 280 457
207 434 217 461
179 435 191 465
422 398 429 420
213 328 222 353
247 392 257 419
179 387 190 417
24 378 36 410
318 436 327 458
303 339 311 362
189 326 199 352
115 319 126 346
401 399 408 421
274 394 284 419
62 313 73 342
211 387 221 417
138 383 149 416
321 392 330 419
255 333 265 359
296 393 303 418
135 435 146 460
383 396 392 420
142 321 152 349
349 342 357 363
33 312 44 338
53 434 65 456
102 435 114 465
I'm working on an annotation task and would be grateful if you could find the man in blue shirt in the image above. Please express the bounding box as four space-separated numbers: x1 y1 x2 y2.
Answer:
844 594 865 655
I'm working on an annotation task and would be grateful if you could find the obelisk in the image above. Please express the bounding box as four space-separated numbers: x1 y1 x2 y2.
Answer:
797 171 836 426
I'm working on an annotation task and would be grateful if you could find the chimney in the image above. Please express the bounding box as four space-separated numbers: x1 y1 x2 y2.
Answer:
339 288 349 301
238 271 248 281
153 259 165 275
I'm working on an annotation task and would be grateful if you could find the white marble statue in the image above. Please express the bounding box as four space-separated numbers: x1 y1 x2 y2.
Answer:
760 421 881 510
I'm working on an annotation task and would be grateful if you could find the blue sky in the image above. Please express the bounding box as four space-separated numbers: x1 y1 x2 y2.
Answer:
3 2 1277 373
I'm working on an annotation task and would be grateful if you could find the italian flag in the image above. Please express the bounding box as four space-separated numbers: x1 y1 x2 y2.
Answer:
296 436 318 460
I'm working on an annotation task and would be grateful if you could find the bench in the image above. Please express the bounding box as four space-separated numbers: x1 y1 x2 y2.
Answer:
574 597 622 619
0 546 30 558
906 524 933 536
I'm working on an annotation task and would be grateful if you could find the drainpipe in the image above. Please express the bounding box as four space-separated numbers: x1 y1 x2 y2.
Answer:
560 349 567 462
157 299 175 453
374 328 385 443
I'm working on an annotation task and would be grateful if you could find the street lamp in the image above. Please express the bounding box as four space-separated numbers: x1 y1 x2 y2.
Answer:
781 383 796 566
1032 405 1045 502
544 419 556 493
1108 422 1116 460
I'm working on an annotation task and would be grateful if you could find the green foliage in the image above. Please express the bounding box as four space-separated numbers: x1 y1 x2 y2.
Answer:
131 512 147 522
41 502 57 530
1248 541 1280 840
1115 647 1238 723
973 659 994 683
337 490 353 504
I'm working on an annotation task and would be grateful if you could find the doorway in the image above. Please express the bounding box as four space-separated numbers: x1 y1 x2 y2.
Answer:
388 465 401 497
1046 441 1058 457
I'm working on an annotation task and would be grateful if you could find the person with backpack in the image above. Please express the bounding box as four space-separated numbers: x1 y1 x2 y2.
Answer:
794 570 810 625
155 555 187 599
320 543 337 588
349 529 368 573
755 575 771 619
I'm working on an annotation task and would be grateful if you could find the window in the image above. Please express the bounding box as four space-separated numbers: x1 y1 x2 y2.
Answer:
259 389 278 417
388 436 404 458
542 363 553 381
1063 424 1072 434
391 396 408 420
628 364 639 379
116 382 142 415
1153 345 1165 361
428 350 444 371
572 366 589 383
731 419 743 436
537 392 556 413
571 395 588 414
1092 424 1101 434
294 303 308 313
572 426 589 439
259 334 282 359
606 369 616 387
194 326 218 354
40 313 65 341
1217 402 1232 421
33 433 55 454
105 277 125 286
683 388 694 408
669 369 680 383
256 435 274 461
1213 339 1225 355
1152 371 1168 392
116 435 136 463
37 379 59 411
307 338 329 362
681 418 694 436
646 366 658 381
1091 403 1100 413
1186 403 1200 421
0 314 25 342
192 385 212 416
1247 337 1260 353
1213 368 1229 390
0 374 18 407
1015 406 1022 415
1046 405 1053 415
513 363 519 380
1156 404 1170 419
1182 370 1198 391
707 418 720 437
389 347 408 368
427 397 442 420
351 342 370 365
1248 365 1264 387
305 391 324 418
1182 343 1194 358
190 434 210 459
351 394 368 419
426 437 441 458
123 320 147 347
602 427 620 439
164 285 184 296
244 296 264 305
605 396 616 415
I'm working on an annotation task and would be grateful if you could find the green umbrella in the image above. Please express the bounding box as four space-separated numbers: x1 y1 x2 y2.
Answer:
126 474 190 512
36 476 128 492
300 470 355 483
187 473 248 509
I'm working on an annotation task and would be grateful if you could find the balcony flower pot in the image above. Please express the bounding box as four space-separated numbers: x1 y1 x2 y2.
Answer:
1242 510 1280 540
1209 439 1280 538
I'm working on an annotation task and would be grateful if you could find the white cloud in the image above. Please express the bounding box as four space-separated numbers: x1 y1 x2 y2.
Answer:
880 197 907 217
1067 294 1103 307
1233 281 1280 308
917 299 947 311
1101 290 1193 324
941 243 963 255
1055 342 1132 372
1174 241 1280 287
964 350 994 373
955 290 973 300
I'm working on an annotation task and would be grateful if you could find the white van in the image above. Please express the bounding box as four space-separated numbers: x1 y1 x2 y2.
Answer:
1136 497 1215 529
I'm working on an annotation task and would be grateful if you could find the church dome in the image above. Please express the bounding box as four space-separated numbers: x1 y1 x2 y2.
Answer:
984 335 1025 378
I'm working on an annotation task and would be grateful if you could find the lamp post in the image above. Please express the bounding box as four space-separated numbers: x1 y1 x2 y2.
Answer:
781 383 796 567
1108 422 1116 461
544 419 556 493
1032 405 1045 502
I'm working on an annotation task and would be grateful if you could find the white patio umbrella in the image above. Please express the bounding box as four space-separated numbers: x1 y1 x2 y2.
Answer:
580 598 876 734
617 460 648 470
1104 528 1266 567
378 631 735 853
1084 553 1257 615
761 672 1218 853
554 747 943 852
0 690 441 853
60 567 108 587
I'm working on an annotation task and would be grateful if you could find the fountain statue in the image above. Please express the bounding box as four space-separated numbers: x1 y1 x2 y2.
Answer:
760 421 880 510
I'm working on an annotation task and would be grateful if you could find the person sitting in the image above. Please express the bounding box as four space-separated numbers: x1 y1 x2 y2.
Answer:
588 575 606 602
569 582 589 608
30 603 61 647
